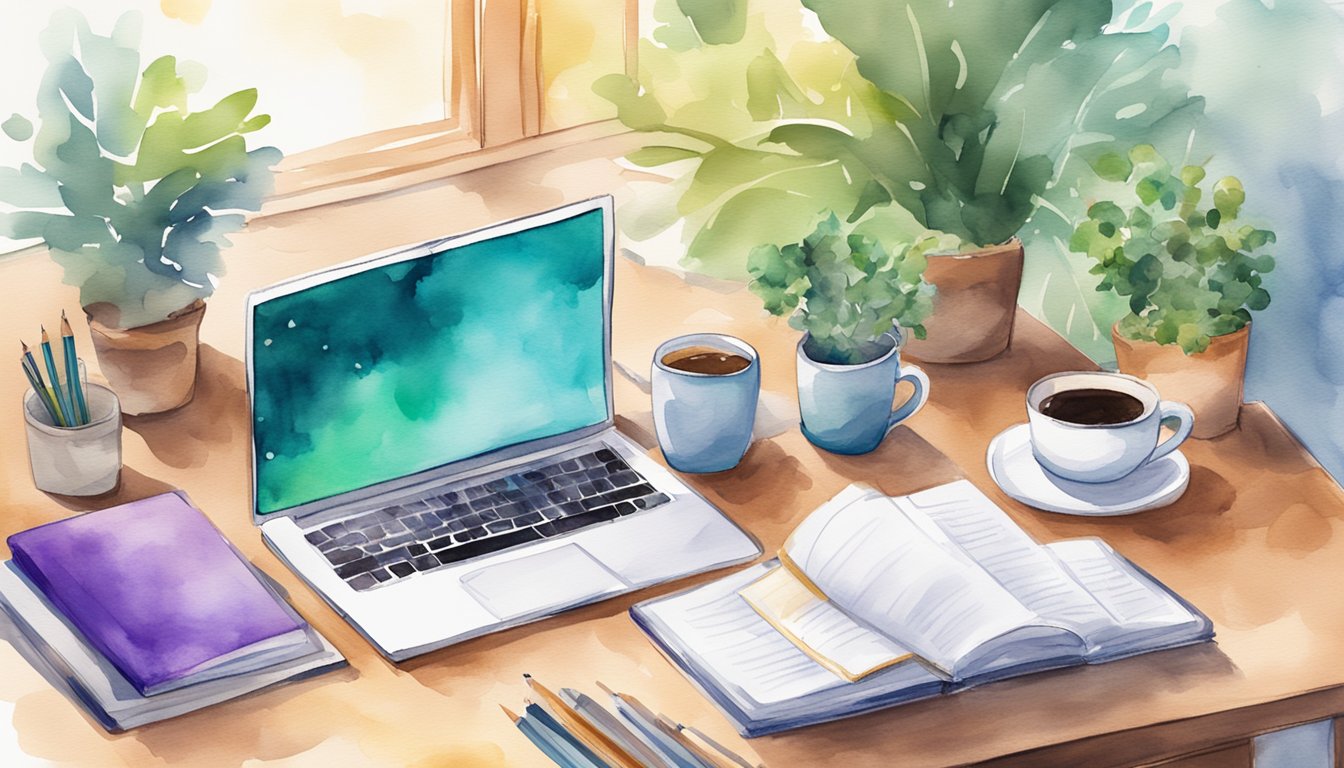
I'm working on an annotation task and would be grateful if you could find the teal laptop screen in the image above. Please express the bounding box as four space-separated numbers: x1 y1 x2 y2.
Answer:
251 208 609 515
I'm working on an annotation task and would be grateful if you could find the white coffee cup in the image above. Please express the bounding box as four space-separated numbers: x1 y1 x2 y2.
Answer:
1027 371 1194 483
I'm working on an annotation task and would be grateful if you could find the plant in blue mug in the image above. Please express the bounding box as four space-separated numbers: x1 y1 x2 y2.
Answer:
748 210 938 454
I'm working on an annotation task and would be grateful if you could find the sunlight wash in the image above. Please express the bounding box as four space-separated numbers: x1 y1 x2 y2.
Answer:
251 209 608 514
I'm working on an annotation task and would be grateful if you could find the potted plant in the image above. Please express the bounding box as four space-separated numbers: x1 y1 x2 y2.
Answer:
748 209 936 454
600 0 1199 363
0 11 280 415
1070 144 1275 438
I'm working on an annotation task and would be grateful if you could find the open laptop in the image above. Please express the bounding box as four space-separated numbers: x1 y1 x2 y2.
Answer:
245 196 761 661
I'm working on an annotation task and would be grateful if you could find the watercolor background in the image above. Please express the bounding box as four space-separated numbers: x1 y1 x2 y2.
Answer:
0 2 1343 763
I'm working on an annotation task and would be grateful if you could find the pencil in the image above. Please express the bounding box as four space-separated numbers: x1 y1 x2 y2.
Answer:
601 684 711 768
60 312 88 425
676 725 757 768
40 327 70 427
525 675 643 768
560 686 672 768
503 704 585 768
525 701 613 768
19 345 62 425
652 713 726 768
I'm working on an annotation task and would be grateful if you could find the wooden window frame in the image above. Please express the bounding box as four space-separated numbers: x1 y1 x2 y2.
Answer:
266 0 639 215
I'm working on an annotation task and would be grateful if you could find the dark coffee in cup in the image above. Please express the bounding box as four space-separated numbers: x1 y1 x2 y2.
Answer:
1039 388 1145 425
660 346 752 375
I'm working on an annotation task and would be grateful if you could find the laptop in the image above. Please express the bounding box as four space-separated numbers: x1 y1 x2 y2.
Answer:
244 196 761 661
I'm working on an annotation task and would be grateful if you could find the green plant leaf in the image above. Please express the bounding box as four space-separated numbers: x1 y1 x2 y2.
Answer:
1090 152 1133 182
625 146 703 167
746 50 807 121
1213 176 1245 220
2 114 33 141
676 0 747 44
592 74 670 132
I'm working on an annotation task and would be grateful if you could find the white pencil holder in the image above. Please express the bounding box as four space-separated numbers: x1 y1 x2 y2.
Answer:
23 382 122 496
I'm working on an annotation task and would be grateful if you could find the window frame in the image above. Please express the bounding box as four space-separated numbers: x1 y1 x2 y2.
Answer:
267 0 639 214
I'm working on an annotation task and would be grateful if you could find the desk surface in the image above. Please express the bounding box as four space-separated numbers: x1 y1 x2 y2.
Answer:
2 169 1343 767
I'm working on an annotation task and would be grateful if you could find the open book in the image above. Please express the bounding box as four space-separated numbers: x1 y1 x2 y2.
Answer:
630 480 1213 736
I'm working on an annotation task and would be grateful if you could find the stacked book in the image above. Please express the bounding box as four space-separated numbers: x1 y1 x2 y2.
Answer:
632 480 1214 736
503 675 759 768
0 491 345 731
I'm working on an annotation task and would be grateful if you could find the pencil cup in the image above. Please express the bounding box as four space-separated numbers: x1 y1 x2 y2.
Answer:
23 382 122 496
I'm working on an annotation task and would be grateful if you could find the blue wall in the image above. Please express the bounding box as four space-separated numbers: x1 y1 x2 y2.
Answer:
1177 0 1344 479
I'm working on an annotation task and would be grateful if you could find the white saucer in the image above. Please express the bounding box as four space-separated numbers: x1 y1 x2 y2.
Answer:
986 423 1189 516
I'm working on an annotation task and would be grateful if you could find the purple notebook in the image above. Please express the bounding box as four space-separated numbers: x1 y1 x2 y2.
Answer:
8 492 308 696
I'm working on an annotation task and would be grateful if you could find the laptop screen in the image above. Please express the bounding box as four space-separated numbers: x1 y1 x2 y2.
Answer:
250 205 610 516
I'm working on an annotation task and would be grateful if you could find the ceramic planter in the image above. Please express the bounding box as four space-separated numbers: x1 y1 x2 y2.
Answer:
1112 322 1250 439
795 333 930 455
85 300 206 416
24 382 122 496
903 238 1024 364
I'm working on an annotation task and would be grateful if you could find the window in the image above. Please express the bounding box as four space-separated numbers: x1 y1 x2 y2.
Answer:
0 0 637 252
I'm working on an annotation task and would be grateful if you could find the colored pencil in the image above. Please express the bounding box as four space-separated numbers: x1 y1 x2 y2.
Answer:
60 312 88 425
19 344 62 425
560 686 672 768
524 701 613 768
526 675 643 768
39 327 70 427
504 705 588 768
676 725 757 768
599 683 711 768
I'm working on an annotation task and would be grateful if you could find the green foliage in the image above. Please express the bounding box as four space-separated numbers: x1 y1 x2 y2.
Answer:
1070 144 1275 355
600 0 1201 284
0 10 281 329
748 210 937 365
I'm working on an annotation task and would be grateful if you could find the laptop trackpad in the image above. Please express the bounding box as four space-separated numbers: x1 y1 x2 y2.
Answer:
460 544 629 621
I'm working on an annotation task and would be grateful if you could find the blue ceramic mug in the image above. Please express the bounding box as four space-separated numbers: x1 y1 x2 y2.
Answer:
796 332 930 455
651 334 760 473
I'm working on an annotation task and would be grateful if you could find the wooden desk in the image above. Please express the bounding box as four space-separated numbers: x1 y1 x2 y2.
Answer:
2 164 1343 766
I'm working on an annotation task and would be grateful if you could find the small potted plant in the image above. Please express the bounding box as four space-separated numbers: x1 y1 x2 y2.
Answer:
1070 145 1276 438
748 210 937 454
0 11 280 415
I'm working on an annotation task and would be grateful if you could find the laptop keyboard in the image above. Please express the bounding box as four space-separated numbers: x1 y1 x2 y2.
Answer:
300 447 672 591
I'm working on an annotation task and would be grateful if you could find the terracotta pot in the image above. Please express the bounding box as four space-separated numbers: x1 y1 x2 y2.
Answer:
86 300 206 416
1112 322 1250 439
903 238 1024 364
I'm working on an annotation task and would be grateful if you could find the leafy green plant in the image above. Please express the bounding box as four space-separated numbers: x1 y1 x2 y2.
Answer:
748 210 938 365
599 0 1201 280
1070 144 1275 355
0 11 281 330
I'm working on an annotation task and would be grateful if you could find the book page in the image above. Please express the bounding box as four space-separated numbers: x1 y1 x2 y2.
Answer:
1045 539 1202 629
739 564 913 682
636 562 944 731
653 564 866 705
902 481 1118 645
783 485 1037 676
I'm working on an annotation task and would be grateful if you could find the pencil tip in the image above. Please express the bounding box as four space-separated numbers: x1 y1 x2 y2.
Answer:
595 681 615 696
522 673 532 680
499 704 519 721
